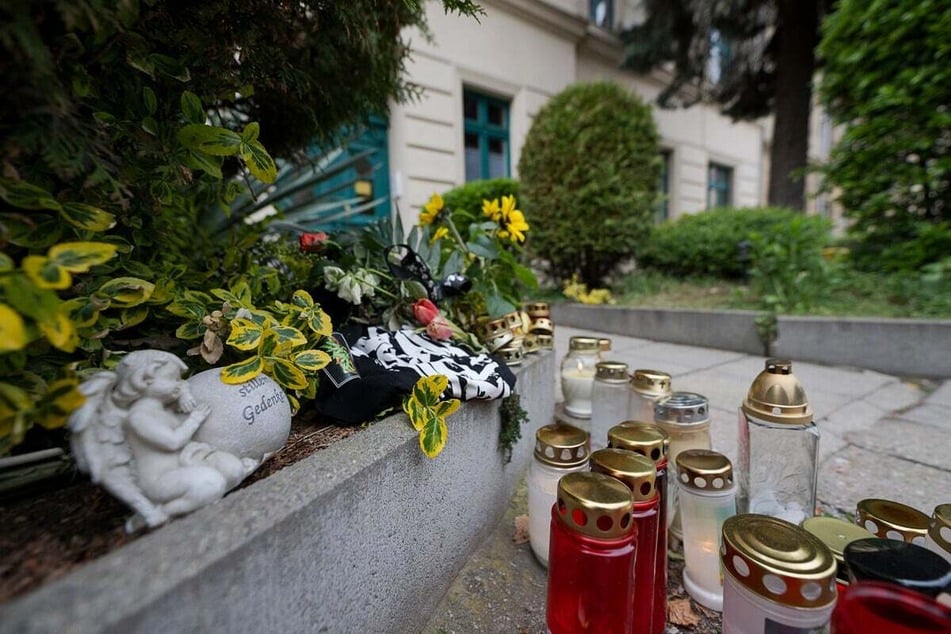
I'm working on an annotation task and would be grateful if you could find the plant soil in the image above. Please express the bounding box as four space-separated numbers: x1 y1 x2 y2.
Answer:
0 409 355 604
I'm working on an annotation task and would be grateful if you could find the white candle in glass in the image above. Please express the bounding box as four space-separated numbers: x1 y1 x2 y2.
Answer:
561 366 595 418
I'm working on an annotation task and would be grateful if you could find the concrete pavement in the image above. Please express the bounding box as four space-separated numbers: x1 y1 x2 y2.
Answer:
424 325 951 633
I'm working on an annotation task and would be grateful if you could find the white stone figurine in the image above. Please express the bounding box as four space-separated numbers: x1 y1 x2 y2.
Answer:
69 350 271 529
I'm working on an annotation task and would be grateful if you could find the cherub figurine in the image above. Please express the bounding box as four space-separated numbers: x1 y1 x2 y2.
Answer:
69 350 256 528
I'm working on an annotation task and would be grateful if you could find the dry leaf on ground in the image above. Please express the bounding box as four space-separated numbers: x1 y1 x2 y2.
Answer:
512 514 530 544
668 597 700 627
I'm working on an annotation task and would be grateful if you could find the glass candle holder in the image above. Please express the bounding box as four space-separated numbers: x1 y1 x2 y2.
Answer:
528 423 590 567
738 359 818 525
832 580 951 633
546 471 636 634
843 537 951 599
607 421 670 634
627 369 671 424
720 514 838 634
925 503 951 563
590 448 659 634
676 449 736 612
856 498 931 545
560 336 601 419
801 515 876 593
654 391 711 540
589 362 631 452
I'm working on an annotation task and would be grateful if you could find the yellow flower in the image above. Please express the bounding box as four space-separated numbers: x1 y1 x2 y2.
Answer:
500 195 517 220
419 193 444 225
430 226 449 244
502 209 529 244
482 198 501 222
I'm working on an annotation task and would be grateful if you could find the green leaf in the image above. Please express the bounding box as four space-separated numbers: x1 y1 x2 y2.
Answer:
37 310 78 352
418 414 448 458
177 124 243 156
412 374 448 407
48 241 118 272
141 116 159 136
175 321 205 340
4 274 60 322
241 122 260 143
95 277 155 307
240 140 277 183
117 305 149 330
293 349 331 372
0 178 61 211
0 304 28 352
291 289 315 309
58 202 117 232
221 355 264 384
269 324 307 349
166 298 207 320
22 256 70 290
143 86 157 115
61 297 101 328
268 357 308 390
184 151 223 179
319 337 354 373
181 91 205 124
0 253 14 273
150 53 190 82
226 317 264 351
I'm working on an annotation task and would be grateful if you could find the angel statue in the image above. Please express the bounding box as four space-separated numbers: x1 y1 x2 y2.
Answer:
69 350 257 529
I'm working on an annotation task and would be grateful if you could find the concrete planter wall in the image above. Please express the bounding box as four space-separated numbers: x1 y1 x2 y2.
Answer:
0 351 555 634
553 303 951 378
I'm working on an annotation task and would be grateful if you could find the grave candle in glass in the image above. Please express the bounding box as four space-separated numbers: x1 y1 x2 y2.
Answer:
590 448 659 634
843 537 951 599
546 471 636 634
589 362 631 452
856 498 931 545
801 515 876 594
627 369 672 424
738 359 818 524
676 449 736 612
654 391 711 540
924 503 951 563
720 514 838 634
560 336 601 419
527 423 591 567
607 421 670 634
831 580 951 633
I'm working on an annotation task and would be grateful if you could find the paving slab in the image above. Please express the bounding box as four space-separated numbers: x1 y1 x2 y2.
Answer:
818 445 949 515
926 381 951 407
862 379 928 414
895 402 951 431
816 400 887 437
845 418 951 472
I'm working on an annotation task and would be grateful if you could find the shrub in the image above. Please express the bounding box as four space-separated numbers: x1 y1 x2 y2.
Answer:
442 178 520 222
638 207 825 278
818 0 951 271
518 82 660 287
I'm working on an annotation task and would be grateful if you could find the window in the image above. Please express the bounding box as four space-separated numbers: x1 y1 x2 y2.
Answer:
655 150 671 222
590 0 614 29
463 90 510 181
707 162 733 208
707 29 732 85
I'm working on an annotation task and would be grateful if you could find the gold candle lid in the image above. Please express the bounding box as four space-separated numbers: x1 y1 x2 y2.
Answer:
630 369 672 397
856 498 930 544
929 503 951 554
534 423 590 468
654 391 710 426
607 421 670 466
523 301 550 317
742 359 813 425
598 338 612 352
721 514 837 609
568 336 600 352
556 471 634 540
801 516 876 573
595 361 629 382
675 449 734 493
590 448 657 502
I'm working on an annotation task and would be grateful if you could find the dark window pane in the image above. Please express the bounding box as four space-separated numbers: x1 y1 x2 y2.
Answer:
465 133 481 181
488 138 506 178
463 93 478 121
487 103 504 126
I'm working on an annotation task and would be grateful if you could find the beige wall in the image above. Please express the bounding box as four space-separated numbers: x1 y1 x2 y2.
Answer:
389 0 820 229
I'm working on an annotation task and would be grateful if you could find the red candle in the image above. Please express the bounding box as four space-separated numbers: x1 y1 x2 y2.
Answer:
832 580 951 633
546 472 636 634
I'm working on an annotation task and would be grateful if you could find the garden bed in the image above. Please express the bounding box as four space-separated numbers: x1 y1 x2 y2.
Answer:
0 350 554 633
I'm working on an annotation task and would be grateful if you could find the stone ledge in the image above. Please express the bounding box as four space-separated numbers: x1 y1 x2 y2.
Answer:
0 351 555 634
552 303 951 378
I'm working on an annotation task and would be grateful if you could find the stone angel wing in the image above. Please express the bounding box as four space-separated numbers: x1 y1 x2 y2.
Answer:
69 371 168 527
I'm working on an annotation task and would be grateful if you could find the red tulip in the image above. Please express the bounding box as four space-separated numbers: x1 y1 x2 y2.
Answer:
412 298 440 326
299 231 329 253
426 316 453 341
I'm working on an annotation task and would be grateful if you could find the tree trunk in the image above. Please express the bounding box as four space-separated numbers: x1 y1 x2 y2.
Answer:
767 0 820 211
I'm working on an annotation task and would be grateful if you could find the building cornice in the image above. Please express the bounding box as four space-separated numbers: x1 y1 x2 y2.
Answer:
481 0 589 42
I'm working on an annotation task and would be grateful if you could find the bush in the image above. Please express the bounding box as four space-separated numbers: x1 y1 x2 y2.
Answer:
518 82 660 287
818 0 951 271
638 207 826 278
442 178 520 222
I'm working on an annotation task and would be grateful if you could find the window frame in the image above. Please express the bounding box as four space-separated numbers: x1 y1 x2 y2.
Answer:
707 162 734 209
463 89 510 182
589 0 614 29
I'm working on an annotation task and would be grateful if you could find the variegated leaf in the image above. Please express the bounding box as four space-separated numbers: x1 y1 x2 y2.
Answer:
293 349 331 372
268 357 308 390
226 317 263 351
220 355 264 384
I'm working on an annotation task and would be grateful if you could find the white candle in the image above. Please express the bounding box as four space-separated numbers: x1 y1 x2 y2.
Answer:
561 370 594 418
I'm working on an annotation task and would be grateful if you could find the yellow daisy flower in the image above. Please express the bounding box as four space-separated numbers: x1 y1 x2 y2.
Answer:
503 209 529 243
500 195 517 221
430 226 449 244
482 198 501 222
419 193 444 225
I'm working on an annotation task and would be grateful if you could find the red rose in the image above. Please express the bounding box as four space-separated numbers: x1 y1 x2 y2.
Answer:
299 231 329 253
412 298 440 326
426 316 453 341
